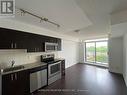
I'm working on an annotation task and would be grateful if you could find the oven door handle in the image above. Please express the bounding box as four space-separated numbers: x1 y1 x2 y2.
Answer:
49 61 61 66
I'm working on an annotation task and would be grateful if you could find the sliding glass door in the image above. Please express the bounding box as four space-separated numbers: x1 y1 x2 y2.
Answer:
85 40 108 64
85 42 95 62
96 41 108 64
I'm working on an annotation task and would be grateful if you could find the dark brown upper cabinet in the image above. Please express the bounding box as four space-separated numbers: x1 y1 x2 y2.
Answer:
0 29 13 49
0 27 61 52
0 28 28 49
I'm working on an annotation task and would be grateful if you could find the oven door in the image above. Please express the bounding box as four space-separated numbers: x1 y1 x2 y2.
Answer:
48 61 61 78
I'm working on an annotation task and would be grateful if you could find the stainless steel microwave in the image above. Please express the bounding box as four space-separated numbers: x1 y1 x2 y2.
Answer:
45 42 58 52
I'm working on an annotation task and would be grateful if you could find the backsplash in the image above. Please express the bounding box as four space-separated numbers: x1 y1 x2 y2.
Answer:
0 50 58 69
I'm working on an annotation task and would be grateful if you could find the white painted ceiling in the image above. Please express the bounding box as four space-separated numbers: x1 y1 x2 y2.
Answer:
12 0 127 39
67 0 127 39
14 0 92 33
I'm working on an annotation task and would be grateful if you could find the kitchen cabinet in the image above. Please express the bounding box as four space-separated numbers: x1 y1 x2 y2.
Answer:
0 29 13 49
30 69 47 93
2 70 30 95
12 32 30 49
0 27 61 52
61 60 65 76
0 28 29 49
27 34 45 52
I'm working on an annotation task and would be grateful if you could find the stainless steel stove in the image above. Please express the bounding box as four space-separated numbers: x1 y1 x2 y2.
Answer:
41 54 61 85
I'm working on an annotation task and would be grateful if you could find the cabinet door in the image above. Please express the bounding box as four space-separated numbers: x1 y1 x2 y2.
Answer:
2 73 17 95
0 28 28 49
0 28 13 49
11 31 29 49
0 41 12 49
27 34 38 52
2 71 30 95
61 60 65 76
27 34 45 52
17 71 30 95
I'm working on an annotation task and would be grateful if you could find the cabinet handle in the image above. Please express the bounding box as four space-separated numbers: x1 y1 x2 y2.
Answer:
35 48 37 52
15 73 17 80
14 43 17 49
11 43 13 49
37 48 39 51
11 74 13 80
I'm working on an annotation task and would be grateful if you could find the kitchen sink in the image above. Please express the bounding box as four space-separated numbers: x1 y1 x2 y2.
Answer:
3 65 25 73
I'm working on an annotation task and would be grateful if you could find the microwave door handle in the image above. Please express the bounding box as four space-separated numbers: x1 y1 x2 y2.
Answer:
55 46 57 51
45 43 47 52
55 44 58 50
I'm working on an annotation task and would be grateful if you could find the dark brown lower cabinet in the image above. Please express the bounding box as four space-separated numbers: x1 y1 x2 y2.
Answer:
61 60 65 76
2 70 30 95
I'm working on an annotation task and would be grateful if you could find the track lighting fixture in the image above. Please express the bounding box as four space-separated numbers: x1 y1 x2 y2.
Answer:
17 8 60 28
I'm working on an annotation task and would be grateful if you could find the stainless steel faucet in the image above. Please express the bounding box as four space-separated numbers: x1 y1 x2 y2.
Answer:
11 60 15 67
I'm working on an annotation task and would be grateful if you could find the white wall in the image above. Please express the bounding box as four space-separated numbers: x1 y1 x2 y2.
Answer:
108 37 123 74
123 34 127 86
0 19 80 69
58 39 79 68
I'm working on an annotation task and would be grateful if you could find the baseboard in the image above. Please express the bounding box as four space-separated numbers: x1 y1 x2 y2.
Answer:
65 63 78 69
123 75 127 87
124 79 127 87
81 62 109 68
108 68 123 75
108 70 123 76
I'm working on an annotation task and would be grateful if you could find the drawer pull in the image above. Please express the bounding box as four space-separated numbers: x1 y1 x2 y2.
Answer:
15 73 17 80
11 74 13 80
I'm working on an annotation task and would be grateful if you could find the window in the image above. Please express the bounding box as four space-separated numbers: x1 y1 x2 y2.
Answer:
85 39 108 64
85 42 95 62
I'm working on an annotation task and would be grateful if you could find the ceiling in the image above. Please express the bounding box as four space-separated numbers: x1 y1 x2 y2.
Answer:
67 0 127 39
12 0 127 39
14 0 92 33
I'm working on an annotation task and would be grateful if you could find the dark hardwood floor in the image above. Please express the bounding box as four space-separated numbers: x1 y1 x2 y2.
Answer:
34 64 127 95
